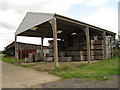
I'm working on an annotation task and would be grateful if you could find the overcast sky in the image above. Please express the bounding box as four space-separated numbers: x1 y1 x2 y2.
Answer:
0 0 119 51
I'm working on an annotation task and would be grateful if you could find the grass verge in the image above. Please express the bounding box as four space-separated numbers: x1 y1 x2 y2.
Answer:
1 55 44 72
1 56 24 64
50 57 119 80
1 55 36 68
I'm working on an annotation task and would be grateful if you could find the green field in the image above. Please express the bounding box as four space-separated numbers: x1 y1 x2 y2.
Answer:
50 57 119 80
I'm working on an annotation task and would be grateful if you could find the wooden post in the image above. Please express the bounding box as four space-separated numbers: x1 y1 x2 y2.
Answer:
102 31 107 60
20 49 22 59
41 37 44 60
15 35 18 59
110 36 113 58
113 35 116 57
49 17 59 67
84 27 91 63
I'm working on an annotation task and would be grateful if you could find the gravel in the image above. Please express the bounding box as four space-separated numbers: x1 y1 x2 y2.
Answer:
42 75 119 88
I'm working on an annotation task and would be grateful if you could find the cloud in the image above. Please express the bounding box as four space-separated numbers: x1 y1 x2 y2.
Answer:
42 0 84 14
0 0 84 50
83 0 109 6
0 9 24 50
0 0 118 51
83 7 118 34
0 9 23 28
1 0 84 14
0 26 15 50
1 23 16 30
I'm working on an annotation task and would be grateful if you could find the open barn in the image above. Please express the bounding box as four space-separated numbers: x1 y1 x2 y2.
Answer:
15 12 116 67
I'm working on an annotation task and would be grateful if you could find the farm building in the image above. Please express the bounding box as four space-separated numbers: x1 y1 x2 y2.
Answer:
6 41 49 61
15 12 116 67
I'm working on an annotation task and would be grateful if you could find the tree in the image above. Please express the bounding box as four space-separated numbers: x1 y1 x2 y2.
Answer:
2 47 7 54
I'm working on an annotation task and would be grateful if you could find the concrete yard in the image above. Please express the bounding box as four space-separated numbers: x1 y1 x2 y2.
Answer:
2 62 60 88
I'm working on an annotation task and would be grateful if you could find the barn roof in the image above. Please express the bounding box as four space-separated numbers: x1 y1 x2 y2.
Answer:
6 41 48 49
15 12 55 35
15 12 116 38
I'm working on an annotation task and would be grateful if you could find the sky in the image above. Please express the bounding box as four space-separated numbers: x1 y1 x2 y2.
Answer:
0 0 119 51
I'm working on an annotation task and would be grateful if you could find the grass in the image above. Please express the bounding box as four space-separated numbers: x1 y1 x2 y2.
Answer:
1 55 36 68
19 64 35 68
1 56 24 64
50 57 119 80
1 54 44 71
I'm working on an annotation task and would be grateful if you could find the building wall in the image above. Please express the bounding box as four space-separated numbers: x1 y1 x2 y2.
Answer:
6 42 49 59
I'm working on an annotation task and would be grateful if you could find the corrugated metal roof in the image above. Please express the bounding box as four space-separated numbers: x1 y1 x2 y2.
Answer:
15 12 55 35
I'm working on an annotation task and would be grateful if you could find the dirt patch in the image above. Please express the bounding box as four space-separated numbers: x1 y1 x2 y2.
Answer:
2 62 60 88
31 61 98 71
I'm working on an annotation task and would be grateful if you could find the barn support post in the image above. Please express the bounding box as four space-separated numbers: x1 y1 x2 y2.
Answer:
110 36 113 58
113 35 116 57
41 37 44 60
84 26 91 63
15 35 18 59
49 17 59 67
20 49 22 59
102 31 107 60
111 36 113 57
